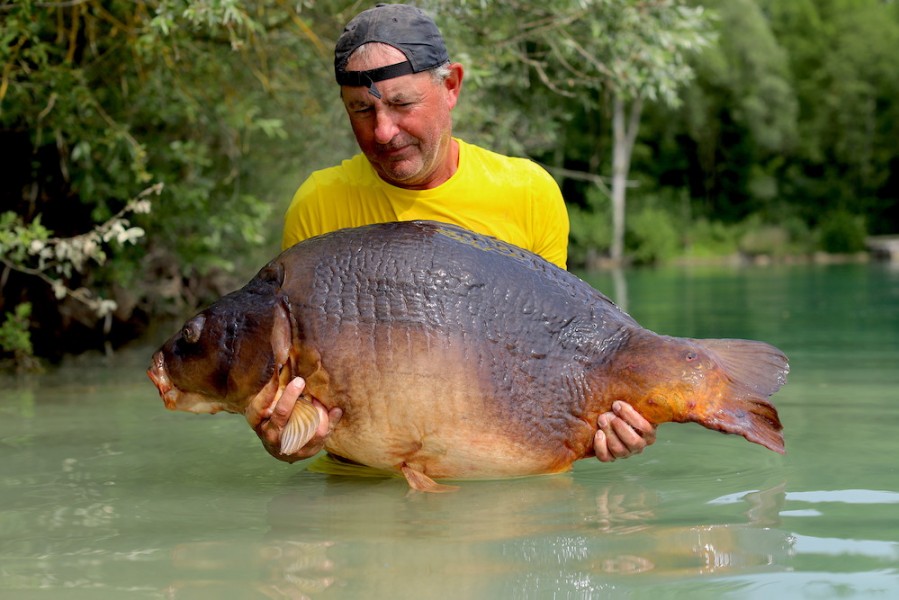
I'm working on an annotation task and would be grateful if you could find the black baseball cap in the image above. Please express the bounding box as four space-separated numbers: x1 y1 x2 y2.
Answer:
334 4 450 98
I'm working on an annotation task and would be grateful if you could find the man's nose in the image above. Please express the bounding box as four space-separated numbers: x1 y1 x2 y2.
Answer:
373 110 399 145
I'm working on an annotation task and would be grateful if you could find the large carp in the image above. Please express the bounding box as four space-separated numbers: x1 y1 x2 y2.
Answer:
148 221 787 492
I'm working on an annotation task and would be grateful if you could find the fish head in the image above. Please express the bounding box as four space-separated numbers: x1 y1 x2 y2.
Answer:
147 276 294 417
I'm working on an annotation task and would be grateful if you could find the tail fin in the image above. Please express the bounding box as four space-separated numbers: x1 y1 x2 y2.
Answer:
691 338 788 454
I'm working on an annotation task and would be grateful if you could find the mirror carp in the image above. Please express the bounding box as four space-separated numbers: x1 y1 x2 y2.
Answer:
148 221 788 492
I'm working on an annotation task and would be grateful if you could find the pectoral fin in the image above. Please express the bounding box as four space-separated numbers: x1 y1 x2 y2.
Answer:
280 398 321 456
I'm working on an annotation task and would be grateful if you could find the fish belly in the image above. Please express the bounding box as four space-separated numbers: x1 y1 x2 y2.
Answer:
306 323 589 480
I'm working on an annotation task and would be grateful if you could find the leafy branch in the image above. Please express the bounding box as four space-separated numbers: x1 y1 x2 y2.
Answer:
0 183 162 319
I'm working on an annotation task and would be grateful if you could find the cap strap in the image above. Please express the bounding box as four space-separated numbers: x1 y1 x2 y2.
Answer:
336 61 416 98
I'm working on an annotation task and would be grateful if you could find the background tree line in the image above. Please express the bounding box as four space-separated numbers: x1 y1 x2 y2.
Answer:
1 0 897 368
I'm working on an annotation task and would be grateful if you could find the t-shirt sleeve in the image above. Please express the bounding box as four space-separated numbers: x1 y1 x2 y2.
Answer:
281 176 319 250
529 165 570 270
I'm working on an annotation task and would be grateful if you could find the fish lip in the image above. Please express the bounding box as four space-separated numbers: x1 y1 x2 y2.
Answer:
146 366 169 394
147 352 178 410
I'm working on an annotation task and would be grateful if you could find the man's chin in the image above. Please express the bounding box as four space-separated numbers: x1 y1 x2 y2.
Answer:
375 162 425 187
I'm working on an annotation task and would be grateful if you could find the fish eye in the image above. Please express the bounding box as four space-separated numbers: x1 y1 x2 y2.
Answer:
181 315 205 344
685 350 698 362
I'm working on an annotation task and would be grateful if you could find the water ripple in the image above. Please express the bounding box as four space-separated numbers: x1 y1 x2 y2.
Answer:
709 488 899 506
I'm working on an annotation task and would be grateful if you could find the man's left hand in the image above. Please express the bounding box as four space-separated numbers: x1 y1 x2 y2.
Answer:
594 401 657 462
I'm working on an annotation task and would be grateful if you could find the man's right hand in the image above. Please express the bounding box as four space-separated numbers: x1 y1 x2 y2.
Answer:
254 377 343 463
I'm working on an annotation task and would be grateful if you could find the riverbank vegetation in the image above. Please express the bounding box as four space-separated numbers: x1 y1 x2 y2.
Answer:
2 0 897 368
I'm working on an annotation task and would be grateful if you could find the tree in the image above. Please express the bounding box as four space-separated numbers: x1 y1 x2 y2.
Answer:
0 0 337 363
798 1 899 229
676 0 798 221
443 0 714 263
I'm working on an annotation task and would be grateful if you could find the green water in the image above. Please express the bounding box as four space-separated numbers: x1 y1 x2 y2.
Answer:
2 262 898 599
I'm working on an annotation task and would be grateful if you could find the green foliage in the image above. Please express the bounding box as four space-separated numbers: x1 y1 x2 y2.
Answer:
440 0 715 265
733 212 821 258
0 212 52 266
445 0 713 103
683 218 740 258
738 224 791 258
568 187 612 267
439 1 714 156
0 303 40 373
1 0 339 256
669 0 899 230
779 214 815 253
626 206 680 265
817 210 868 254
569 188 685 266
0 0 340 358
1 186 157 321
671 0 798 220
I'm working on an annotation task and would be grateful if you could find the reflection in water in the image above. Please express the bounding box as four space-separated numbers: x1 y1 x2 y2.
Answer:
164 475 794 599
611 267 629 313
168 540 335 599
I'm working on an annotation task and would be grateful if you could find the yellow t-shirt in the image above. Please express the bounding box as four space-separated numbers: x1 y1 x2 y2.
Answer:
282 139 569 269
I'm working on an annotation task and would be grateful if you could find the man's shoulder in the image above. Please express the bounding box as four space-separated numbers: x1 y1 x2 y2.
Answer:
291 153 376 218
458 140 558 193
306 153 373 186
460 140 552 179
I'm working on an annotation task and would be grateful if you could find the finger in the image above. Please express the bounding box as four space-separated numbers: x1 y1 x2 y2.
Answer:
270 377 305 429
613 401 657 445
255 378 305 454
244 376 283 429
608 416 646 455
594 430 615 463
597 412 630 459
327 407 344 432
309 399 339 438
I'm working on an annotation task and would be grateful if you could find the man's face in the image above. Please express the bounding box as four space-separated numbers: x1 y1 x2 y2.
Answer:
340 45 462 189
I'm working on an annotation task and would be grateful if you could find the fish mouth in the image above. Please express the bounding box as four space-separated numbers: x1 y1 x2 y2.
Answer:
147 352 179 410
146 352 229 414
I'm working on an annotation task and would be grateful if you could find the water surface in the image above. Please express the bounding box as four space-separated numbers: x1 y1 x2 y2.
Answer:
2 262 898 599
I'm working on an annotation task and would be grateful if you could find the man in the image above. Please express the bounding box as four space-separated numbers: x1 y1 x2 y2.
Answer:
251 3 656 468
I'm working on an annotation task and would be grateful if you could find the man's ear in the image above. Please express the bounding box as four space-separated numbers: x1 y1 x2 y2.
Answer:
445 62 464 110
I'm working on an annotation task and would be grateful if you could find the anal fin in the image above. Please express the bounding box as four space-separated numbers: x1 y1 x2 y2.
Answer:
401 464 459 493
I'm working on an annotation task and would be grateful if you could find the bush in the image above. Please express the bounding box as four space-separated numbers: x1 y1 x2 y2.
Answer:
0 303 40 373
567 187 612 267
569 189 686 266
780 215 815 253
0 1 322 359
739 224 791 257
683 218 740 257
627 206 680 265
817 210 867 253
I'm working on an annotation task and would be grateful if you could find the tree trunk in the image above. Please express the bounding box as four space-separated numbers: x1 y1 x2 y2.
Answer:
610 95 643 264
